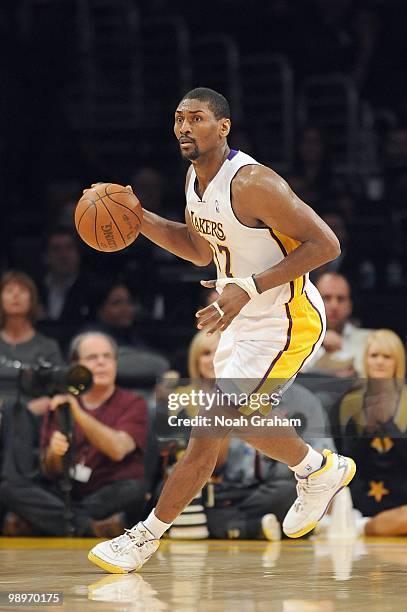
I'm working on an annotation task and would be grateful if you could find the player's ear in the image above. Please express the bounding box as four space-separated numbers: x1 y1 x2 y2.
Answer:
219 118 231 139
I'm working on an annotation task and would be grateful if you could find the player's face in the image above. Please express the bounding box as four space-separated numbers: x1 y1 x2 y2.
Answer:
174 99 229 161
1 282 31 318
366 342 397 379
78 335 117 389
317 275 352 330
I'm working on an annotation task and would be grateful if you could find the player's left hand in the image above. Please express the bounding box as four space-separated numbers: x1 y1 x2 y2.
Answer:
196 279 250 334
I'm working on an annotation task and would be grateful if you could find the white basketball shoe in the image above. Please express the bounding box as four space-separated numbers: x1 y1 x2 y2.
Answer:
283 450 356 539
88 522 160 574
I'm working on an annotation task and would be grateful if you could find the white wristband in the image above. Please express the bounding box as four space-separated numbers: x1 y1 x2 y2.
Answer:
215 276 261 300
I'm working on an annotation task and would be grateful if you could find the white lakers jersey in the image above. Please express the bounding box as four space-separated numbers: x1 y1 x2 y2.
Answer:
186 149 309 318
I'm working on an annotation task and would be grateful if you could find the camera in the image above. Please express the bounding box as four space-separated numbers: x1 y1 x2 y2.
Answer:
19 360 93 397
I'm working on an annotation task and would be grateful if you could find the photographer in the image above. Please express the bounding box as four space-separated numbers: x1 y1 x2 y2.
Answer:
0 332 148 537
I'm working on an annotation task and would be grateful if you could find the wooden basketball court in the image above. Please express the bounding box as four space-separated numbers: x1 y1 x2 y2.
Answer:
1 537 406 610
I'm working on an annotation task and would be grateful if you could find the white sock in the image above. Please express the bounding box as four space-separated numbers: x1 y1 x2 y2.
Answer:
290 445 324 477
141 508 172 539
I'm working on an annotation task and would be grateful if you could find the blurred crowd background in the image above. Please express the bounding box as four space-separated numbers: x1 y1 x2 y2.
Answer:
0 0 407 540
2 0 407 351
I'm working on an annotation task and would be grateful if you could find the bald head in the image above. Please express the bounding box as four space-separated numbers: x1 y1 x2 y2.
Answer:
316 273 352 332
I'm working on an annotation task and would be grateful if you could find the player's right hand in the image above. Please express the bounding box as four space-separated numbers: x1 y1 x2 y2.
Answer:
82 183 134 194
49 431 69 457
82 183 103 195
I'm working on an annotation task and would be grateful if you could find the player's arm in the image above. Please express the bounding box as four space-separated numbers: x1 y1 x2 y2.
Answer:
140 207 213 266
132 167 212 266
236 165 340 293
196 166 340 333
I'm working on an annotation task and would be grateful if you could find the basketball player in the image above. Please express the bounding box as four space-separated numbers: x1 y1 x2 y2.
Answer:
88 87 356 573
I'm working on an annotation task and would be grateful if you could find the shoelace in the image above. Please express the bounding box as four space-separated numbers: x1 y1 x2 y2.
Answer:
293 478 332 512
110 529 149 556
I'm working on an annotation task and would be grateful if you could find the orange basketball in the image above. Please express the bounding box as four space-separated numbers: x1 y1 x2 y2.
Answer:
74 183 143 252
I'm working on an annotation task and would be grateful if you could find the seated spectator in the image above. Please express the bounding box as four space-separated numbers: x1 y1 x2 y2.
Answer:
86 281 147 348
303 272 371 377
0 332 148 537
37 227 95 326
0 270 63 408
85 281 170 386
337 329 407 536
